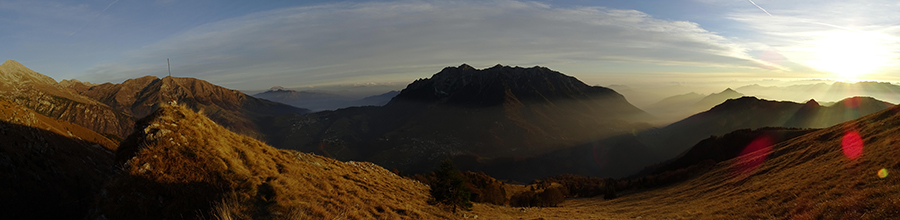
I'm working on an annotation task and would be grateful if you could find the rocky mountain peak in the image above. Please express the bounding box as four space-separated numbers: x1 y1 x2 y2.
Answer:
804 99 820 107
0 59 59 87
719 88 739 95
400 64 605 105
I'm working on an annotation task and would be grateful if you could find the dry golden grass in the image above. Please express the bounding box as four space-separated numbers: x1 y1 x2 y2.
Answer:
93 103 454 219
464 105 900 219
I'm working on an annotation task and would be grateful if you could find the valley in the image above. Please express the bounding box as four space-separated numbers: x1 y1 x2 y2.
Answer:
1 60 898 219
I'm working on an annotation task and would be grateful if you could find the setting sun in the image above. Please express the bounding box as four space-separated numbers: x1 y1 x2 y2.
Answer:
808 31 892 80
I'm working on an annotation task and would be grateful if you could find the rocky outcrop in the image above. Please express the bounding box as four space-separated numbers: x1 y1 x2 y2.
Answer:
0 60 133 138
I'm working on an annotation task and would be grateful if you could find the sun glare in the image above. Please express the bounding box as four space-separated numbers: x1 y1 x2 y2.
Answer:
808 31 891 80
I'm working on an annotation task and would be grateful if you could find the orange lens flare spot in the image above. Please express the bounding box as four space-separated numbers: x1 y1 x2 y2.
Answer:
878 168 889 179
841 131 864 160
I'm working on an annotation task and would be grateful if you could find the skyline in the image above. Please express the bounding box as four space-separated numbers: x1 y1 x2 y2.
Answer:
2 0 899 90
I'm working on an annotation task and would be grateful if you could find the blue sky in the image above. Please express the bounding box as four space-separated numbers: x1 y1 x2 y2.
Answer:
2 0 898 90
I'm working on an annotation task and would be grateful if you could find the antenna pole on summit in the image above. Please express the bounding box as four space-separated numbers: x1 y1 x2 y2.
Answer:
167 58 171 77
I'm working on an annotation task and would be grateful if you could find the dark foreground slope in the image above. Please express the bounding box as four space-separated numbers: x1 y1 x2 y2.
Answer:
92 104 451 220
0 99 116 220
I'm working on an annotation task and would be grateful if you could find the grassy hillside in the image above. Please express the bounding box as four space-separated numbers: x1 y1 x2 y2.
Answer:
470 102 900 219
93 104 452 219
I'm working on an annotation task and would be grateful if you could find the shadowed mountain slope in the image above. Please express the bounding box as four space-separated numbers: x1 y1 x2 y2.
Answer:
0 60 133 138
93 104 451 219
587 102 900 219
76 76 309 140
472 97 900 220
641 96 894 161
486 96 894 181
784 96 894 128
269 64 653 176
644 88 743 125
0 98 116 219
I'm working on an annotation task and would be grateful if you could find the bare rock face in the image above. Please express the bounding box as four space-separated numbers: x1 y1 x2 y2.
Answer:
0 60 133 139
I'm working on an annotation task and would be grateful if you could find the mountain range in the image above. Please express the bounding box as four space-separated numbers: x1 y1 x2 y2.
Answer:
64 75 308 141
252 86 398 111
3 59 900 218
643 88 744 124
736 81 900 104
266 64 654 176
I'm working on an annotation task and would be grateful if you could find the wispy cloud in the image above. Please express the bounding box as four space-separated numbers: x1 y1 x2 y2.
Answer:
84 0 778 89
68 0 119 37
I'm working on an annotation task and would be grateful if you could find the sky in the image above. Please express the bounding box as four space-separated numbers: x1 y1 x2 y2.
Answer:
1 0 899 91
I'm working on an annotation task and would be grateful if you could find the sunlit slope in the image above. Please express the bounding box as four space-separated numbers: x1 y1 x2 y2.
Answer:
76 76 309 140
0 60 133 138
92 104 451 220
598 104 900 219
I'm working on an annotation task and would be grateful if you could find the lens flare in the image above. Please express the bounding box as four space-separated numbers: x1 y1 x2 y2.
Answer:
841 131 864 160
734 136 773 176
592 142 609 168
842 96 862 109
878 168 889 179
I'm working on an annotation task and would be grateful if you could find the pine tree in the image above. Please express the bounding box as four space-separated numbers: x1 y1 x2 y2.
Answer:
430 159 472 211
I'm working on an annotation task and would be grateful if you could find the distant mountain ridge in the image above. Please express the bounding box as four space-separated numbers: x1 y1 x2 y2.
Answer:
270 64 653 176
644 88 744 124
253 86 398 111
640 96 894 160
736 81 900 104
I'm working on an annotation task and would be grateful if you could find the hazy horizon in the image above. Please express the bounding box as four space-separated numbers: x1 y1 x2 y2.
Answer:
3 0 899 91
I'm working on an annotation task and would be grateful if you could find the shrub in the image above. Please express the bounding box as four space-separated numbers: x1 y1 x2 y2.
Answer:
510 186 567 207
538 187 567 207
461 171 507 205
429 159 473 211
510 191 538 207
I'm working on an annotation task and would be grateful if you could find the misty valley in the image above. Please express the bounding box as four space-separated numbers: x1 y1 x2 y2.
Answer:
1 60 899 219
